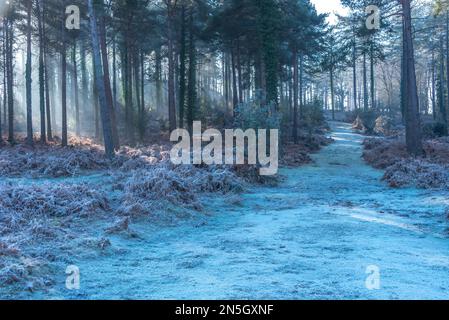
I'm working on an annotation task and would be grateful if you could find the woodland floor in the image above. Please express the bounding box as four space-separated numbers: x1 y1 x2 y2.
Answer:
1 123 449 299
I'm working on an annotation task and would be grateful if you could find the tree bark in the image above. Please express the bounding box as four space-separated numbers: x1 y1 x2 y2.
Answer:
72 41 80 136
26 0 33 145
88 0 115 158
330 67 335 121
231 48 238 111
37 0 46 143
99 12 120 149
292 51 299 143
352 36 358 111
61 6 68 147
445 11 449 132
187 7 196 135
166 1 177 132
439 36 448 133
432 50 436 120
370 42 375 110
2 30 6 139
237 40 243 104
299 54 304 119
155 48 163 113
363 52 368 111
179 5 186 128
401 0 424 155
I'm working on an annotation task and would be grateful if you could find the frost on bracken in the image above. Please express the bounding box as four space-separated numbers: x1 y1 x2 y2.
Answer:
363 136 449 190
0 139 109 177
0 182 109 289
114 164 244 217
0 138 172 178
0 132 324 292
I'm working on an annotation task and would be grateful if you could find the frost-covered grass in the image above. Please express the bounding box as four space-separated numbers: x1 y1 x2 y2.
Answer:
0 143 108 178
0 136 175 178
0 149 249 291
0 129 333 294
0 181 110 289
363 137 449 190
0 162 246 290
114 164 243 217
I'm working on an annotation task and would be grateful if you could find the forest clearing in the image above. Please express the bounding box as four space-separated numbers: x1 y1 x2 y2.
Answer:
1 0 449 301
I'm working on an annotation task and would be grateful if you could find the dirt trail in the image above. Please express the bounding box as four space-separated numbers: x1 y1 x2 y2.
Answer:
10 122 449 299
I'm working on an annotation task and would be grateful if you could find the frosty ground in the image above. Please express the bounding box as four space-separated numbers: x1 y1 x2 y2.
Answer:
1 122 449 299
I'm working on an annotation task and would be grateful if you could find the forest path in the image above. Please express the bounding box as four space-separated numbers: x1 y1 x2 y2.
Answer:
46 122 449 299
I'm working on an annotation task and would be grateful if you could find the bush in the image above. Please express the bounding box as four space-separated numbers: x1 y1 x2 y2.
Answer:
0 143 109 178
422 122 448 139
0 181 110 289
363 138 408 169
383 159 449 190
115 164 244 216
234 98 281 131
363 133 449 190
303 99 326 131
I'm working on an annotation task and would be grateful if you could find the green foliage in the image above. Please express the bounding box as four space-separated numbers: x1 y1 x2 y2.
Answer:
422 122 448 139
258 0 280 105
233 98 282 131
303 99 325 129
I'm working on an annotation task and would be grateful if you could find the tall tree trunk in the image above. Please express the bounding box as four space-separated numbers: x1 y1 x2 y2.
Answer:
44 58 52 141
134 50 142 140
0 43 2 143
121 36 135 144
259 0 278 106
237 40 243 104
155 48 163 113
61 5 68 147
432 50 436 120
330 67 335 121
99 12 120 149
167 3 177 132
94 77 100 139
81 42 88 111
292 51 299 143
26 0 33 145
88 0 115 158
72 41 80 136
352 36 358 110
112 38 117 109
223 52 228 109
370 42 375 110
140 50 145 136
445 11 449 132
299 54 304 119
363 51 368 111
61 49 68 145
127 50 135 143
178 5 187 128
231 48 238 111
439 36 448 133
187 7 196 135
51 61 57 133
2 31 6 138
121 46 130 141
401 0 423 155
37 0 46 143
6 18 14 143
